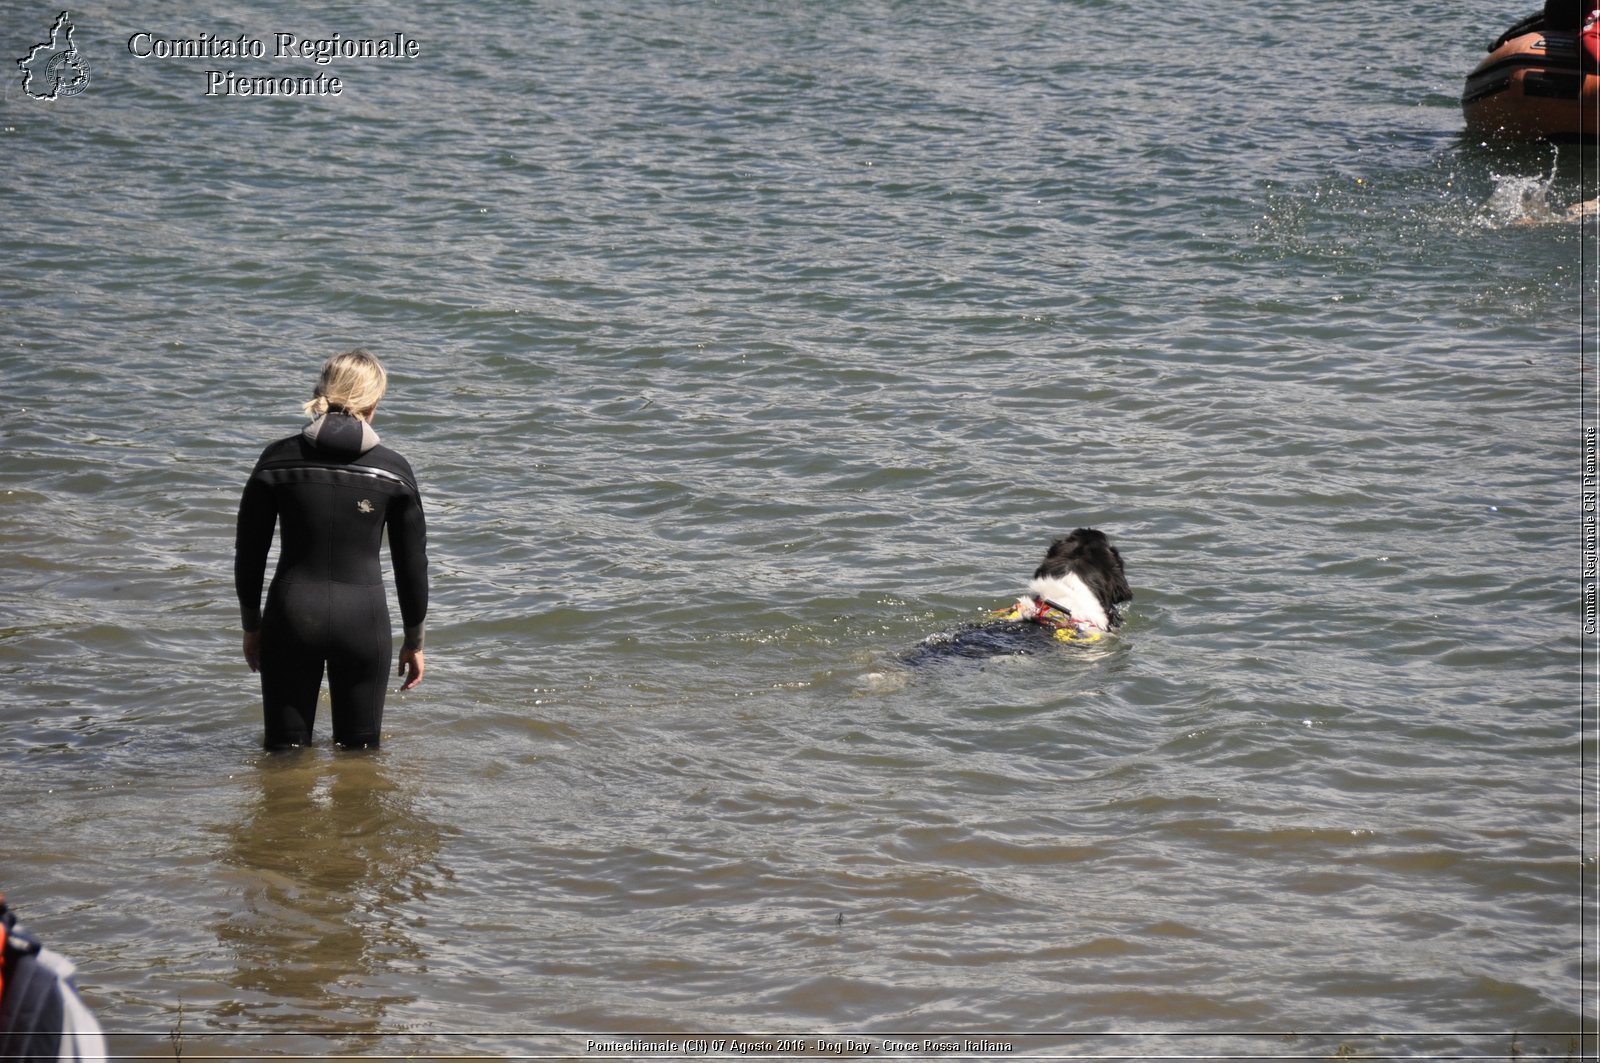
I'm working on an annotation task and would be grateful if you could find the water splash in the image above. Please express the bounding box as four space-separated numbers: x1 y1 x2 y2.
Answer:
1483 172 1559 224
1481 148 1590 226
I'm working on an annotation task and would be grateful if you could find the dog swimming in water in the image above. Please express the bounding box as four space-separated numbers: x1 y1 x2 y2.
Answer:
904 528 1131 664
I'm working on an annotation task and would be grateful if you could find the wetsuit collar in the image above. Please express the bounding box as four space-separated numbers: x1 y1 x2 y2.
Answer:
303 411 380 457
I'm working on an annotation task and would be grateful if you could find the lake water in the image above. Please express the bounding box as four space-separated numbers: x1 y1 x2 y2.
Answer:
1 0 1594 1059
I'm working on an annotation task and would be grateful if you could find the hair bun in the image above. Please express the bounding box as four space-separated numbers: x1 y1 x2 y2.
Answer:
301 350 387 421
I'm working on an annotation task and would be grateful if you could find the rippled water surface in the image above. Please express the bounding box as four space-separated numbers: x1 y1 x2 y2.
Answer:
1 0 1595 1058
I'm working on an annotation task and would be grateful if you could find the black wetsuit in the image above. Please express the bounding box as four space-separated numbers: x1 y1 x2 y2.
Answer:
234 412 428 749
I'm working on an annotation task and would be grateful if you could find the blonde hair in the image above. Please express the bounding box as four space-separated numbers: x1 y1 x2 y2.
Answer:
303 349 388 420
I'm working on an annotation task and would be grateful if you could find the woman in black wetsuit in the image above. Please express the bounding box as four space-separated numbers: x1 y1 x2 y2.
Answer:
234 350 429 749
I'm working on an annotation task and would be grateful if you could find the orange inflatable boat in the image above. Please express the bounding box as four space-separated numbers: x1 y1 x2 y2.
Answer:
1462 14 1598 140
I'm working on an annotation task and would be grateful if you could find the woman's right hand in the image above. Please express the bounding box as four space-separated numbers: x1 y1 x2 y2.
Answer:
243 630 261 673
398 646 424 691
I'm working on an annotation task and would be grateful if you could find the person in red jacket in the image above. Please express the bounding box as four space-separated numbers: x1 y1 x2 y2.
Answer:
0 896 106 1062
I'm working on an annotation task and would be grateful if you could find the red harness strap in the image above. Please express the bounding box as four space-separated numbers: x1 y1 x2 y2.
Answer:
0 893 8 1010
1031 595 1098 631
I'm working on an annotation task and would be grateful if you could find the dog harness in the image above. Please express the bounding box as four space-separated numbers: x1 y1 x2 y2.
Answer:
993 595 1104 643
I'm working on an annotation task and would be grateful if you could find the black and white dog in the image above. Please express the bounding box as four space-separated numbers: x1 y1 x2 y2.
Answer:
905 528 1131 664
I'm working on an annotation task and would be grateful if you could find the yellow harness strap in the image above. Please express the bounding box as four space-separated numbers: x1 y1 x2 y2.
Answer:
993 598 1103 643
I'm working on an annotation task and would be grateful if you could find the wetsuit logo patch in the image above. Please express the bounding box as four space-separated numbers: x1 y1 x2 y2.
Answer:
356 499 374 514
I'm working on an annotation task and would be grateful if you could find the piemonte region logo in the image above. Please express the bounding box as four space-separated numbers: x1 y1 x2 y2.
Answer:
18 11 92 100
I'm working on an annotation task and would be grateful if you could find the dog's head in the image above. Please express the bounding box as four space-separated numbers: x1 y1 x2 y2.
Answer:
1029 528 1131 631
